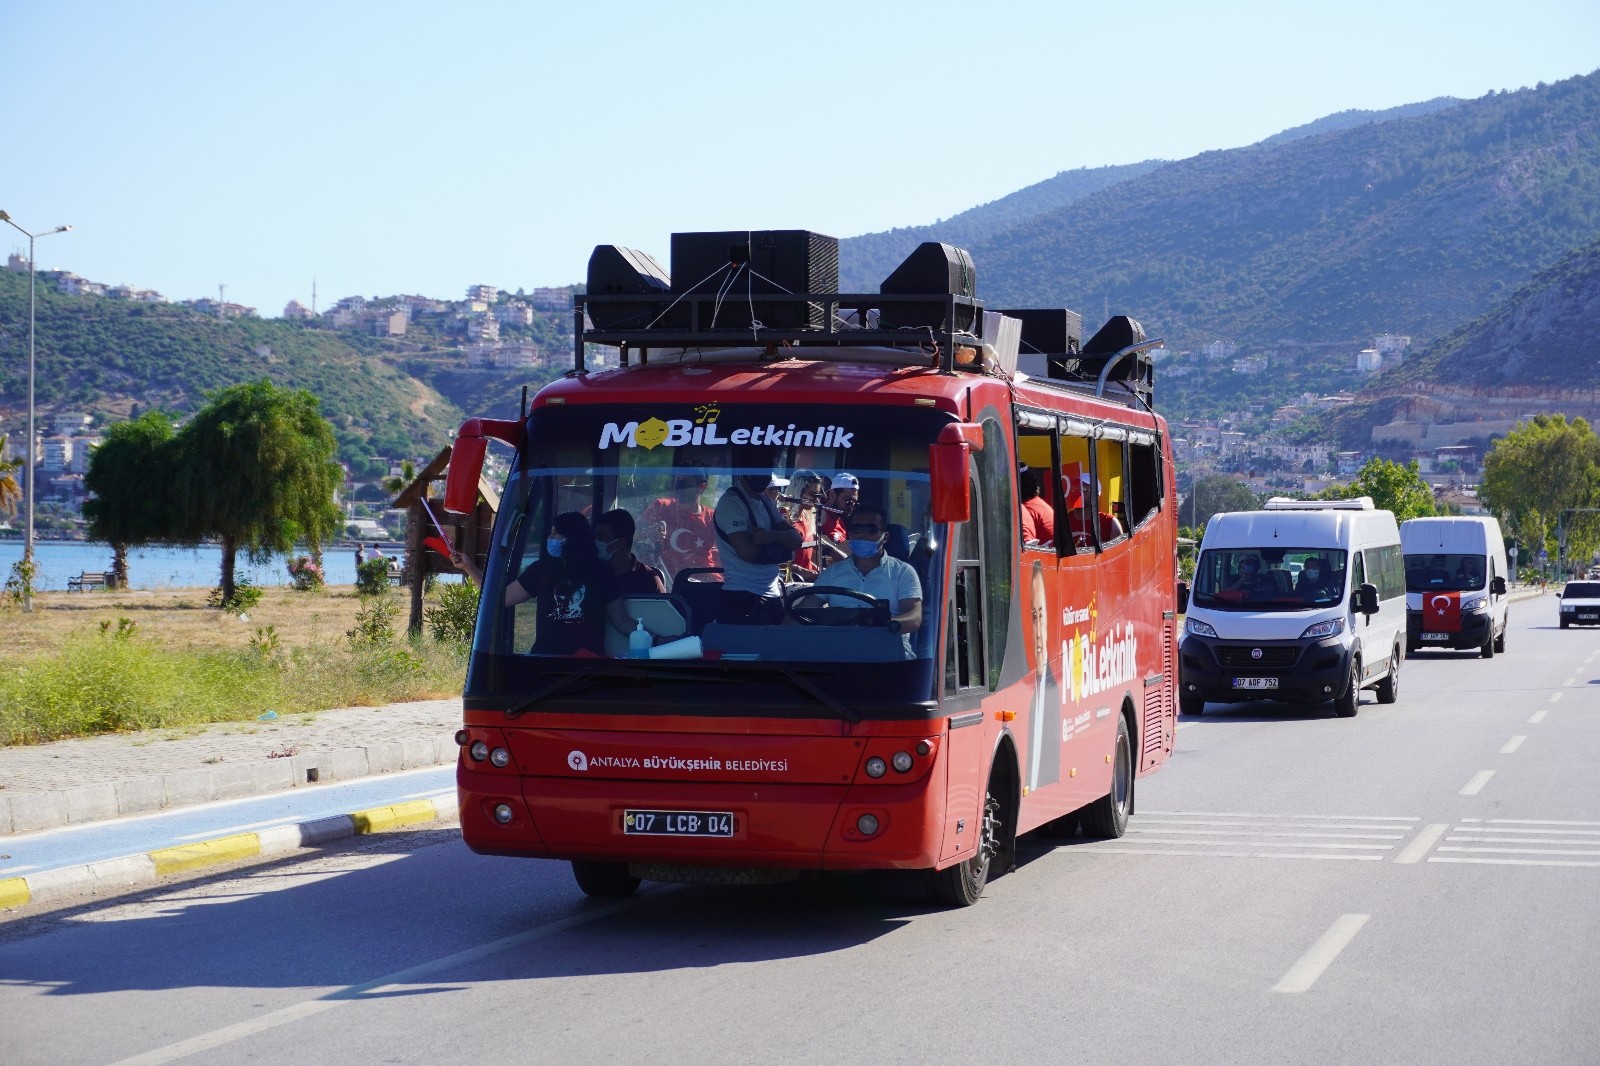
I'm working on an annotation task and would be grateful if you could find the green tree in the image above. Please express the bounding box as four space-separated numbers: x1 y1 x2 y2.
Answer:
1480 415 1600 570
1319 457 1436 520
173 379 344 604
1180 474 1259 531
82 412 179 588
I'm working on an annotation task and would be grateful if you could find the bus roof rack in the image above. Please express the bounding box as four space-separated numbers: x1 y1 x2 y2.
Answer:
1264 496 1376 511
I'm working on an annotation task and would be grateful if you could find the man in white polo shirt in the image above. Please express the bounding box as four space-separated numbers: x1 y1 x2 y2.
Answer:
811 502 922 658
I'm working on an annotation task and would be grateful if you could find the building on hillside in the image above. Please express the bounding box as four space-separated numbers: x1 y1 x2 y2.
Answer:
1372 334 1411 360
528 287 569 311
283 299 314 319
69 437 100 474
50 412 90 435
495 300 534 327
1335 451 1365 475
40 436 73 472
1231 354 1269 375
55 272 107 297
1435 487 1485 515
1356 348 1383 373
6 253 29 273
1199 340 1238 362
465 314 499 343
466 284 499 305
403 295 447 316
108 284 164 302
186 298 257 318
364 309 407 336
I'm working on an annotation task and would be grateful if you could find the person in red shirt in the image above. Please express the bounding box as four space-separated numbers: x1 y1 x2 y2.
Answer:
816 472 859 566
1019 467 1055 548
641 469 721 582
786 472 828 581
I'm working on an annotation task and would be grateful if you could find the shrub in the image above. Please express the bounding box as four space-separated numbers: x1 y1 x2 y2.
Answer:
208 578 263 614
348 593 399 646
355 558 391 597
425 581 480 646
286 555 325 591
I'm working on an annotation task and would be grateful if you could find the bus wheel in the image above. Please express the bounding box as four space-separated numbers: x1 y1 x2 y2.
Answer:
1081 716 1133 839
571 860 641 898
1375 647 1400 704
1333 660 1361 718
928 788 1001 907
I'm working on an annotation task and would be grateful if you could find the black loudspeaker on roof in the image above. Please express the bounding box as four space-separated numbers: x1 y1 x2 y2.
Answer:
668 230 838 329
585 245 671 330
879 242 977 333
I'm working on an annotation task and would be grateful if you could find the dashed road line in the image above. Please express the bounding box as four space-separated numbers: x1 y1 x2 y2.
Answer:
1460 770 1496 796
1499 735 1527 754
1273 914 1370 993
1528 709 1549 724
1549 692 1564 702
1393 824 1449 864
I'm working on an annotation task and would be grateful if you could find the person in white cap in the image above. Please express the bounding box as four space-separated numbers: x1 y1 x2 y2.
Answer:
817 472 860 564
714 464 802 624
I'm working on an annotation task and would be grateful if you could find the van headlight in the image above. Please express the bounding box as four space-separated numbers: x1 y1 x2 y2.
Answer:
1185 617 1218 638
1462 596 1487 612
1301 618 1345 639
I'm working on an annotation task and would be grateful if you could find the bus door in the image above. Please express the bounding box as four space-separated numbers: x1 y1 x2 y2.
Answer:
939 457 989 864
1017 421 1064 818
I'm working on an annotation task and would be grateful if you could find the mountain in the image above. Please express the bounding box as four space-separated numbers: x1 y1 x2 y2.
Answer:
1252 97 1463 147
964 72 1600 354
1330 237 1600 446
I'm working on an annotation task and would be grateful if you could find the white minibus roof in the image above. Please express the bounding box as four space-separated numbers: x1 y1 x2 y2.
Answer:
1263 496 1375 511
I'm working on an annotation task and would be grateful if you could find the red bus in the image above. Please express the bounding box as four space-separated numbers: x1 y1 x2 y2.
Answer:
445 230 1179 906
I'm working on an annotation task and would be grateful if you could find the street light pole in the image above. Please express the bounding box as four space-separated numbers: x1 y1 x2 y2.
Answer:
0 211 72 611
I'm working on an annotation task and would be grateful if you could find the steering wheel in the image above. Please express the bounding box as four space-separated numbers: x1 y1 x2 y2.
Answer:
782 585 897 630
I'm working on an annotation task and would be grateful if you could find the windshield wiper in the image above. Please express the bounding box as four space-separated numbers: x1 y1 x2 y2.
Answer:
725 662 860 723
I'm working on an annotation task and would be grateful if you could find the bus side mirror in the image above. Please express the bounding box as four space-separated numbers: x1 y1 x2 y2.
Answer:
928 423 982 524
1491 576 1506 596
445 418 522 514
1177 581 1190 614
1355 582 1379 615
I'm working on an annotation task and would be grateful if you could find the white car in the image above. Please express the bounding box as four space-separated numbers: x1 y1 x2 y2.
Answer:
1559 581 1600 628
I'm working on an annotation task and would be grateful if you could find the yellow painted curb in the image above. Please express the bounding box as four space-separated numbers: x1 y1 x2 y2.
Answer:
0 877 30 910
150 833 263 876
351 799 440 835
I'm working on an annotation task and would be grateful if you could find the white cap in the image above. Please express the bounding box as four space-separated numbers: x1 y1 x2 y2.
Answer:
764 474 790 489
832 472 860 491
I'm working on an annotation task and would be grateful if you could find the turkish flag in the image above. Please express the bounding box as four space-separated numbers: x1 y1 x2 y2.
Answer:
1427 592 1463 633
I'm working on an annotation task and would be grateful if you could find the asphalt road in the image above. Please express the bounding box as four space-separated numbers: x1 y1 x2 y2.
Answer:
4 606 1597 1066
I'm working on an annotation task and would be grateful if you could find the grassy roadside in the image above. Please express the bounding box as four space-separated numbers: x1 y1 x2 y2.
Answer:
0 586 469 746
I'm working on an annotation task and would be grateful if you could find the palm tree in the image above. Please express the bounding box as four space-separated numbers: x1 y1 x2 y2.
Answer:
0 435 22 518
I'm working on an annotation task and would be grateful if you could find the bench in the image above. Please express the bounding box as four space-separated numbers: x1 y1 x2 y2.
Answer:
68 571 109 592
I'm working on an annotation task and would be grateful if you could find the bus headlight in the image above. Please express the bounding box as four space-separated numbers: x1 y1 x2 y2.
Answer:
891 751 914 773
469 740 489 762
865 756 887 778
489 747 511 768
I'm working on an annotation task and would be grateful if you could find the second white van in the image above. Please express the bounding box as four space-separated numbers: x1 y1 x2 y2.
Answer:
1179 497 1405 718
1400 516 1510 656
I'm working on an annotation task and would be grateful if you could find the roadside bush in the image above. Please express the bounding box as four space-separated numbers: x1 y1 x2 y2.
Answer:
425 580 480 646
347 593 400 646
355 558 391 597
208 578 264 614
286 555 325 591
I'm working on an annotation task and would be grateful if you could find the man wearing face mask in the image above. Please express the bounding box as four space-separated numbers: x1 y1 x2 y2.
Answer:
811 502 922 658
714 464 804 624
1297 556 1335 602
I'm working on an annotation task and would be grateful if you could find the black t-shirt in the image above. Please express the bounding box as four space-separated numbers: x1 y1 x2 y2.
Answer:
515 556 619 655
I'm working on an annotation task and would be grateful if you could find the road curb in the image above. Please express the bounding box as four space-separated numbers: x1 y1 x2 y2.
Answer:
0 794 457 913
0 736 459 836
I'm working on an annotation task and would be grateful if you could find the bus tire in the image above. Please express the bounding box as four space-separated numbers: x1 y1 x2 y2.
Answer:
1375 647 1400 704
1081 715 1133 840
927 785 1001 907
1179 694 1204 718
1333 659 1361 718
571 860 641 898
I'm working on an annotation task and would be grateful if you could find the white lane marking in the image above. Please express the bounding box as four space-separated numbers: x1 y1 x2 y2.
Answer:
1141 811 1418 822
1273 914 1370 994
1489 818 1600 826
1549 692 1564 703
1430 857 1600 868
1393 824 1449 865
175 818 299 841
0 863 40 875
1499 735 1527 755
394 788 454 801
106 895 649 1066
1563 677 1576 687
1072 847 1383 861
1451 826 1600 836
1528 709 1549 724
1460 770 1496 796
1438 846 1600 857
1094 838 1391 851
1136 818 1409 832
1131 828 1402 840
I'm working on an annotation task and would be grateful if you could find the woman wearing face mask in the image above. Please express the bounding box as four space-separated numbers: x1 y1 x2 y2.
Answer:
810 502 922 659
1297 557 1334 602
494 510 621 655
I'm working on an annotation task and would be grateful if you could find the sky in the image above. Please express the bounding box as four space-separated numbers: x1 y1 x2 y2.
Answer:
4 1 1598 317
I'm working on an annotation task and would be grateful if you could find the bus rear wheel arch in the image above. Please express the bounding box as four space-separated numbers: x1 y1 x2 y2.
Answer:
927 740 1019 907
1081 709 1135 839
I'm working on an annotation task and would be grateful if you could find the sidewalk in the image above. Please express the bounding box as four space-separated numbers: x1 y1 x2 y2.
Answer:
0 699 462 836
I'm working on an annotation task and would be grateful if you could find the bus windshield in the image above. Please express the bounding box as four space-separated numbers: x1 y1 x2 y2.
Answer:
1405 553 1486 592
465 402 949 717
1191 548 1348 610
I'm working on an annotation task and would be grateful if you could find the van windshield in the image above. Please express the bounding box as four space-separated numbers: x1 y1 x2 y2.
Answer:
1192 548 1347 610
1405 554 1485 592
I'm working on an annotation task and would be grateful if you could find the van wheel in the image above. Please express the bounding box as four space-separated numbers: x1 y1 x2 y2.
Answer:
1081 716 1134 839
1375 648 1399 704
1333 659 1361 718
571 861 641 898
1480 632 1495 659
1494 625 1506 653
1179 694 1205 717
928 786 1001 907
1561 619 1569 629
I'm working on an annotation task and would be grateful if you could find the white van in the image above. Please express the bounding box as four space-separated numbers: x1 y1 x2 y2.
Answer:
1179 497 1405 718
1400 516 1509 656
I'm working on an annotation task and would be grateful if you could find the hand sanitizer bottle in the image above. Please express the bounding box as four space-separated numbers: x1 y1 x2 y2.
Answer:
628 617 651 658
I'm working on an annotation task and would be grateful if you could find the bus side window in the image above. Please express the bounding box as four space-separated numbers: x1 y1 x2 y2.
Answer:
1128 437 1161 531
945 473 985 694
1060 433 1092 554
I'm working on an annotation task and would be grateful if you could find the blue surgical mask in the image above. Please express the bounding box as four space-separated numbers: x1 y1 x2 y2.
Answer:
546 536 564 558
851 538 882 560
594 538 613 562
1306 568 1321 580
